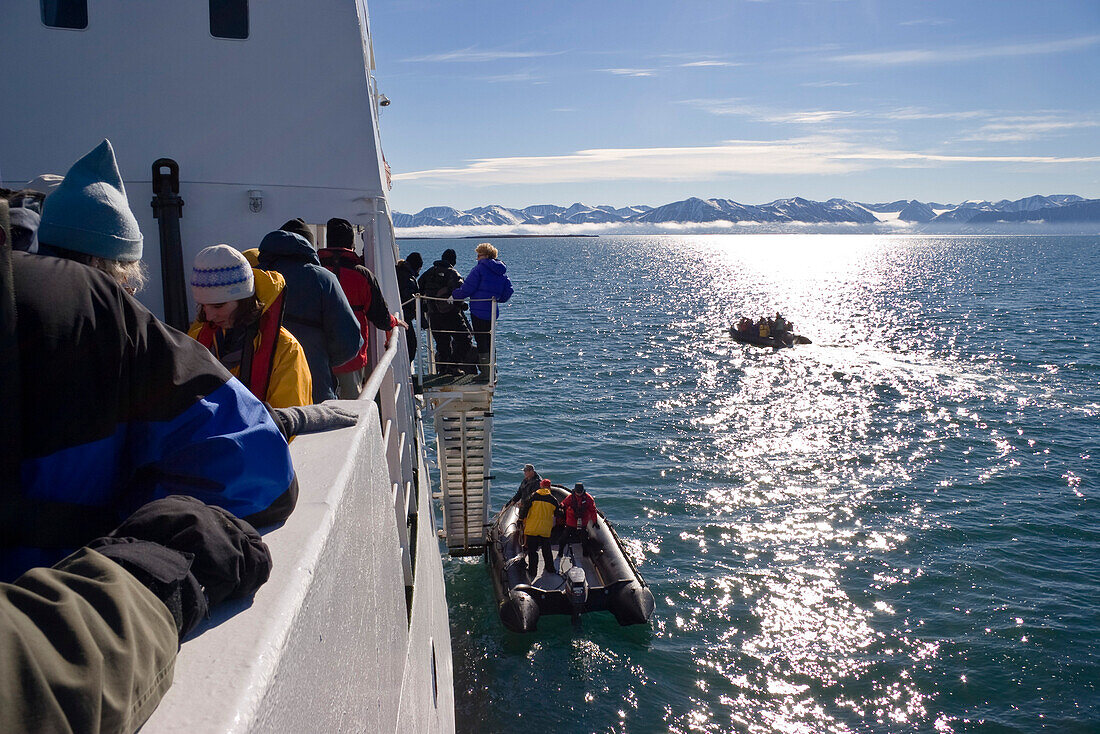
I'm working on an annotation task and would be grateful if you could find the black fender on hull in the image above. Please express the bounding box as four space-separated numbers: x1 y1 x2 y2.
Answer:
499 589 540 633
608 583 656 626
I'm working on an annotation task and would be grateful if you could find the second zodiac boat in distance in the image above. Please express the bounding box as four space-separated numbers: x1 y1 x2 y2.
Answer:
729 325 813 349
487 485 655 633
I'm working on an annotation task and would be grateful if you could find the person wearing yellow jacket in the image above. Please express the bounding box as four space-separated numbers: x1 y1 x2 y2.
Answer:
188 244 312 409
519 479 560 578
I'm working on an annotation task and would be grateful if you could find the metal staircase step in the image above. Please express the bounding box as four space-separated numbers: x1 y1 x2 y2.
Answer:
426 383 495 555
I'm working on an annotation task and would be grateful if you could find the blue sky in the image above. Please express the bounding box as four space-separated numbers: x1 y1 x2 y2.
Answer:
368 1 1100 213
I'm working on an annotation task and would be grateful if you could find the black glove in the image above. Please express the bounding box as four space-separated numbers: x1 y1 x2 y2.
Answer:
106 495 272 607
272 404 358 438
88 536 207 641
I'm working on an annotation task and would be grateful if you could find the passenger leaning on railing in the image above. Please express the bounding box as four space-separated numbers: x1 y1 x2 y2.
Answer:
451 242 513 375
0 496 275 734
188 244 312 409
2 145 360 734
2 140 302 581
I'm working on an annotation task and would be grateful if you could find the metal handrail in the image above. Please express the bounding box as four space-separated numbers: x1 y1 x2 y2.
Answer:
417 294 498 302
414 293 500 383
362 328 400 402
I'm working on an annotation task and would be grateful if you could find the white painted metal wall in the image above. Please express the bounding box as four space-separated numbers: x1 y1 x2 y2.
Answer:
0 0 390 320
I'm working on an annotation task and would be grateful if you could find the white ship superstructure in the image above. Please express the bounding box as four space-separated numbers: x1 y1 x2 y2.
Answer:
2 2 455 731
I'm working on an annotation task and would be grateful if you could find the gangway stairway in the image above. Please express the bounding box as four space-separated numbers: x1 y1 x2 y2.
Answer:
429 386 493 555
418 295 500 556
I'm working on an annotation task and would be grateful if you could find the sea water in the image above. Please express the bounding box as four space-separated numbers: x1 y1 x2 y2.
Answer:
408 234 1098 733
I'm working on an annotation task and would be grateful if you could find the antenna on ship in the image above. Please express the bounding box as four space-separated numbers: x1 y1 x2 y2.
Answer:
418 295 498 556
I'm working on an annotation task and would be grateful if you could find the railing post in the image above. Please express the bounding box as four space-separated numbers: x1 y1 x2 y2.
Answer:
414 294 425 379
489 298 497 385
150 159 187 332
426 310 436 375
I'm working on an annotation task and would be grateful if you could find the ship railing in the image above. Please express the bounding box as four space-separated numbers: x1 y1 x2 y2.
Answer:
410 294 498 386
360 332 414 585
359 199 421 589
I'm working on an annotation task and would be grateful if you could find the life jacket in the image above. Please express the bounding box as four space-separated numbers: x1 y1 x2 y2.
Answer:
562 492 597 528
759 322 770 338
192 269 286 403
317 247 372 371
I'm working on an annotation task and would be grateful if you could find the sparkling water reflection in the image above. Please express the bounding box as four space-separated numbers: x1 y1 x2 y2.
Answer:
418 235 1098 733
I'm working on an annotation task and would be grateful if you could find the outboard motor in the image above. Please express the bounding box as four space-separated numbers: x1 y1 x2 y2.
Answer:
564 565 588 611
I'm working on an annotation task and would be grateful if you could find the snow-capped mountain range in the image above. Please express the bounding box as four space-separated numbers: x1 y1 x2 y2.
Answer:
393 194 1099 231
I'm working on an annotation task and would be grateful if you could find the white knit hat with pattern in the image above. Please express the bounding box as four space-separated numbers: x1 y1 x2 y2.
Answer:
190 244 254 304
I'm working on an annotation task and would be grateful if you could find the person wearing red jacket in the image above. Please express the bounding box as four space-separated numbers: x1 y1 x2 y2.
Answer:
317 218 407 398
556 482 599 563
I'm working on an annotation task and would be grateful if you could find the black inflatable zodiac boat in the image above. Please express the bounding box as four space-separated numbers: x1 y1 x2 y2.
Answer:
729 326 812 348
487 485 655 632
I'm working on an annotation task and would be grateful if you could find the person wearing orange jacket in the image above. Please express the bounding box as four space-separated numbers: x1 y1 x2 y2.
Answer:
188 244 312 409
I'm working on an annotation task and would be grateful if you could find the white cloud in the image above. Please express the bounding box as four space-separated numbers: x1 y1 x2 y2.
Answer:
680 60 744 68
603 68 657 77
800 81 857 88
392 137 1100 186
830 34 1100 65
766 110 857 124
880 107 992 121
960 117 1100 142
682 100 1094 139
480 71 540 83
681 98 856 124
403 47 560 63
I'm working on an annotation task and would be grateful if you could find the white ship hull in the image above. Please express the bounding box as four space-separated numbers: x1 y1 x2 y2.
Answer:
1 2 456 730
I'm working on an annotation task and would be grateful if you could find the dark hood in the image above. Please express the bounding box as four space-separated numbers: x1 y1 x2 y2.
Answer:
257 230 319 266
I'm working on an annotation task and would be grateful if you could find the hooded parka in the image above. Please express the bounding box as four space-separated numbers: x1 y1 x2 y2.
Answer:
452 257 514 320
188 268 312 409
256 230 362 403
5 252 297 580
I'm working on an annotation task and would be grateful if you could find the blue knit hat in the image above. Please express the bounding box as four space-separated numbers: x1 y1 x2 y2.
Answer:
37 140 143 262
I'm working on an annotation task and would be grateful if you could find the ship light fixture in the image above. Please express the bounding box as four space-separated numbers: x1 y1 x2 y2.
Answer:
248 190 263 213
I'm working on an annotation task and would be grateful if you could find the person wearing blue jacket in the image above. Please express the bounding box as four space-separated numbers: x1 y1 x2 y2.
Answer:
451 242 513 373
257 226 363 403
2 140 299 581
